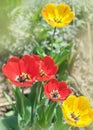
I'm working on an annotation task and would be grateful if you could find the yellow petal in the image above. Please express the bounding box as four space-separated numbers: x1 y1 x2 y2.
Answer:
63 111 93 127
71 96 90 115
77 115 93 127
62 95 76 112
62 12 75 25
41 3 56 19
57 4 70 17
78 96 91 109
62 95 79 118
88 108 93 119
46 19 56 27
44 3 56 14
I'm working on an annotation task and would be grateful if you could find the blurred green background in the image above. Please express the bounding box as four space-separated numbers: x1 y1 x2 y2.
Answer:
0 0 93 70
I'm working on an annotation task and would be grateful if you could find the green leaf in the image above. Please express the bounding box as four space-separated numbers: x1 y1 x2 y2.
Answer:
35 101 57 129
56 105 63 122
13 87 31 129
53 104 70 130
36 105 46 127
28 83 37 108
18 96 31 128
28 83 39 125
35 42 45 58
0 116 19 130
4 92 16 111
13 87 23 116
45 102 57 124
32 8 41 23
53 121 70 130
53 43 72 66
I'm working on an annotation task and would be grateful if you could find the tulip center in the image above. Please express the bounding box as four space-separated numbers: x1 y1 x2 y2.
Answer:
54 17 62 23
16 72 31 83
70 112 80 123
50 90 60 98
40 70 47 77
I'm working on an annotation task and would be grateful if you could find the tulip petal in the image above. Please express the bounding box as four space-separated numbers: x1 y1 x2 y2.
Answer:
62 95 93 127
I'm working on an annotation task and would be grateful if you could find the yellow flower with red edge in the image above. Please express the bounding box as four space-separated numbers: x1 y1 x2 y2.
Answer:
41 3 75 28
62 95 93 127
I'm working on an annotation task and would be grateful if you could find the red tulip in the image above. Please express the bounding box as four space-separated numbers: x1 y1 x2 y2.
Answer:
2 55 39 87
35 56 58 81
44 78 72 102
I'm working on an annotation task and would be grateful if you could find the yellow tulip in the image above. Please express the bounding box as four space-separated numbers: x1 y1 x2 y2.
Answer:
62 95 93 127
41 3 75 28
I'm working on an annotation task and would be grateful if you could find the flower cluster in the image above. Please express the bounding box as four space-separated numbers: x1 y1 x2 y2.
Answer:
2 54 72 102
41 3 93 127
1 3 93 130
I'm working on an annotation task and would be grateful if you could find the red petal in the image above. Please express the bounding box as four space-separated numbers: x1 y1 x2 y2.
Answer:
58 81 68 91
10 79 34 88
2 61 20 80
19 55 30 73
60 88 72 100
32 55 40 61
58 81 72 99
21 55 39 78
41 56 58 75
45 78 59 92
8 56 20 62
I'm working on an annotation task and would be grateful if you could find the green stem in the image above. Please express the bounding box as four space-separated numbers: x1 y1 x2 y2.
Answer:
52 27 56 38
37 82 43 104
21 88 25 129
22 88 25 116
51 27 56 56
